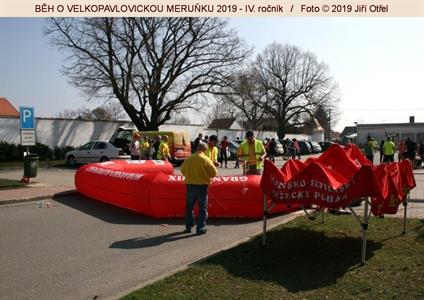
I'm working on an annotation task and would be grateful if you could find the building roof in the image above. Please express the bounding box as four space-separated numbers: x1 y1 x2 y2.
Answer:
0 97 19 117
340 126 357 137
357 122 424 128
208 118 237 129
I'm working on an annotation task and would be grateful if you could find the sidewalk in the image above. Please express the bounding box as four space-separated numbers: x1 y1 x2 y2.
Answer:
0 167 77 205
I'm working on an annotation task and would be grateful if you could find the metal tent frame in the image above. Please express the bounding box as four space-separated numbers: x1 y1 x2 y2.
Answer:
261 194 410 265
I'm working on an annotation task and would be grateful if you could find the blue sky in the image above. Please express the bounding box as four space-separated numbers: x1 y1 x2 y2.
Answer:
1 17 423 131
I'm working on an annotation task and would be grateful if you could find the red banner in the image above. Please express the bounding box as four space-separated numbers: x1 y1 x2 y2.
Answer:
260 144 416 213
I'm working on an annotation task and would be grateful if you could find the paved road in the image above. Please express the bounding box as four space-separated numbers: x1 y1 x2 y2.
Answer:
0 195 300 300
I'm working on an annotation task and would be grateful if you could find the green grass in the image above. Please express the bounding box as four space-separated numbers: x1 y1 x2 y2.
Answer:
123 215 424 300
0 178 26 189
0 160 66 169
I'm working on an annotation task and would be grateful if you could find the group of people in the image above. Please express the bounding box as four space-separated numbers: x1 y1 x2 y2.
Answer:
129 133 171 161
193 133 233 169
181 130 267 235
364 135 423 165
264 138 301 162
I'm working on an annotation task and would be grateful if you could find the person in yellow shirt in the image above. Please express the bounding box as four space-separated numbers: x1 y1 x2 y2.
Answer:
383 136 396 163
205 135 219 167
157 135 171 161
181 142 217 235
139 136 150 160
237 131 267 175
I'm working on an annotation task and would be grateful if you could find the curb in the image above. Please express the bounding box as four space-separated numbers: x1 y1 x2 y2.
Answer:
0 189 79 206
109 211 304 300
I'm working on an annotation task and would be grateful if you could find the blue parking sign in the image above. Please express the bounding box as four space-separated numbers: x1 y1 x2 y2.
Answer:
19 107 35 129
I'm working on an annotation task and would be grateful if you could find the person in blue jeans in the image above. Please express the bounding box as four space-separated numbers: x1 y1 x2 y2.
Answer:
181 142 217 235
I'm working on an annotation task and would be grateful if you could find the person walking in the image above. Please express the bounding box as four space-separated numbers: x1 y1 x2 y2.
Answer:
267 138 277 163
181 142 217 235
237 131 267 175
219 136 229 168
130 132 141 160
364 136 376 163
398 139 406 161
383 136 396 163
291 138 301 159
379 140 385 163
157 135 171 161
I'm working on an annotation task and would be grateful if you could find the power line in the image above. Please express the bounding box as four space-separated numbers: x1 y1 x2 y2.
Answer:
341 108 424 112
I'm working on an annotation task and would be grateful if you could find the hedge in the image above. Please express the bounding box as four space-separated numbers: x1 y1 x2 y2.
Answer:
0 141 75 162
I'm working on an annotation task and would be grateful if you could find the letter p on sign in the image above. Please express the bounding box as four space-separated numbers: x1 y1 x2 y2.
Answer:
19 107 35 129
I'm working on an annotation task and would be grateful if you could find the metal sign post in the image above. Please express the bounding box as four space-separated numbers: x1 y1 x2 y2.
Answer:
19 107 36 150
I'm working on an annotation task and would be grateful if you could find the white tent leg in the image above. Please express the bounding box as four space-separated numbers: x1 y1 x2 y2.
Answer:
262 194 267 246
361 198 370 266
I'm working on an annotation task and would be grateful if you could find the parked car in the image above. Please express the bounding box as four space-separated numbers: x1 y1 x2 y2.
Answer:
299 141 312 155
307 141 322 153
227 140 241 160
319 141 335 152
65 141 128 167
273 140 285 156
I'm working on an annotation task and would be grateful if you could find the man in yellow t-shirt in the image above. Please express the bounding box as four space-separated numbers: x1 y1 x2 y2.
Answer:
181 142 217 235
157 135 171 161
139 136 150 160
237 131 266 175
383 136 396 163
205 135 219 167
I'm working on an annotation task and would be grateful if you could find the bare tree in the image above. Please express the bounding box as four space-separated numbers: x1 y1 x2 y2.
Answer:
56 109 78 119
253 43 338 138
56 102 126 121
45 18 249 130
169 113 192 125
219 71 268 130
203 98 238 127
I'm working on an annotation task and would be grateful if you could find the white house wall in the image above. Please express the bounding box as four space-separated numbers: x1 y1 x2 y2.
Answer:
357 124 424 145
1 117 315 148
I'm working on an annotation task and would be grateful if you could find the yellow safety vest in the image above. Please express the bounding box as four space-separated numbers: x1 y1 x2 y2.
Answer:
157 141 170 160
205 146 218 162
239 140 265 169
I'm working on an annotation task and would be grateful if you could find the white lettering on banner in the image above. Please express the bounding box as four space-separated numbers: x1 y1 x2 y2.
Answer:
167 175 248 182
213 176 248 182
125 160 146 164
168 175 185 181
269 174 354 204
86 166 143 181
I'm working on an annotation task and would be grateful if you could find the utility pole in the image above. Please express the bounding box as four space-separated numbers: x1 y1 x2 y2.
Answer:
328 109 332 141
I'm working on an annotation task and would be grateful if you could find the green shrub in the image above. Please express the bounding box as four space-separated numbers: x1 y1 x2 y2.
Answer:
0 141 74 161
53 145 76 160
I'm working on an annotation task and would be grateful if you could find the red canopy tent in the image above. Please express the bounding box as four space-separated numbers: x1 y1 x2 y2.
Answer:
260 144 416 264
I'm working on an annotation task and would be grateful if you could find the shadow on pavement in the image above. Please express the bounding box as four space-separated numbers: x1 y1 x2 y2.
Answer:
200 227 382 292
53 194 270 226
110 231 194 249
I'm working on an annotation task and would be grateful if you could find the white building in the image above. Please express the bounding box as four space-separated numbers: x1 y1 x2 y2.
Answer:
357 117 424 145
